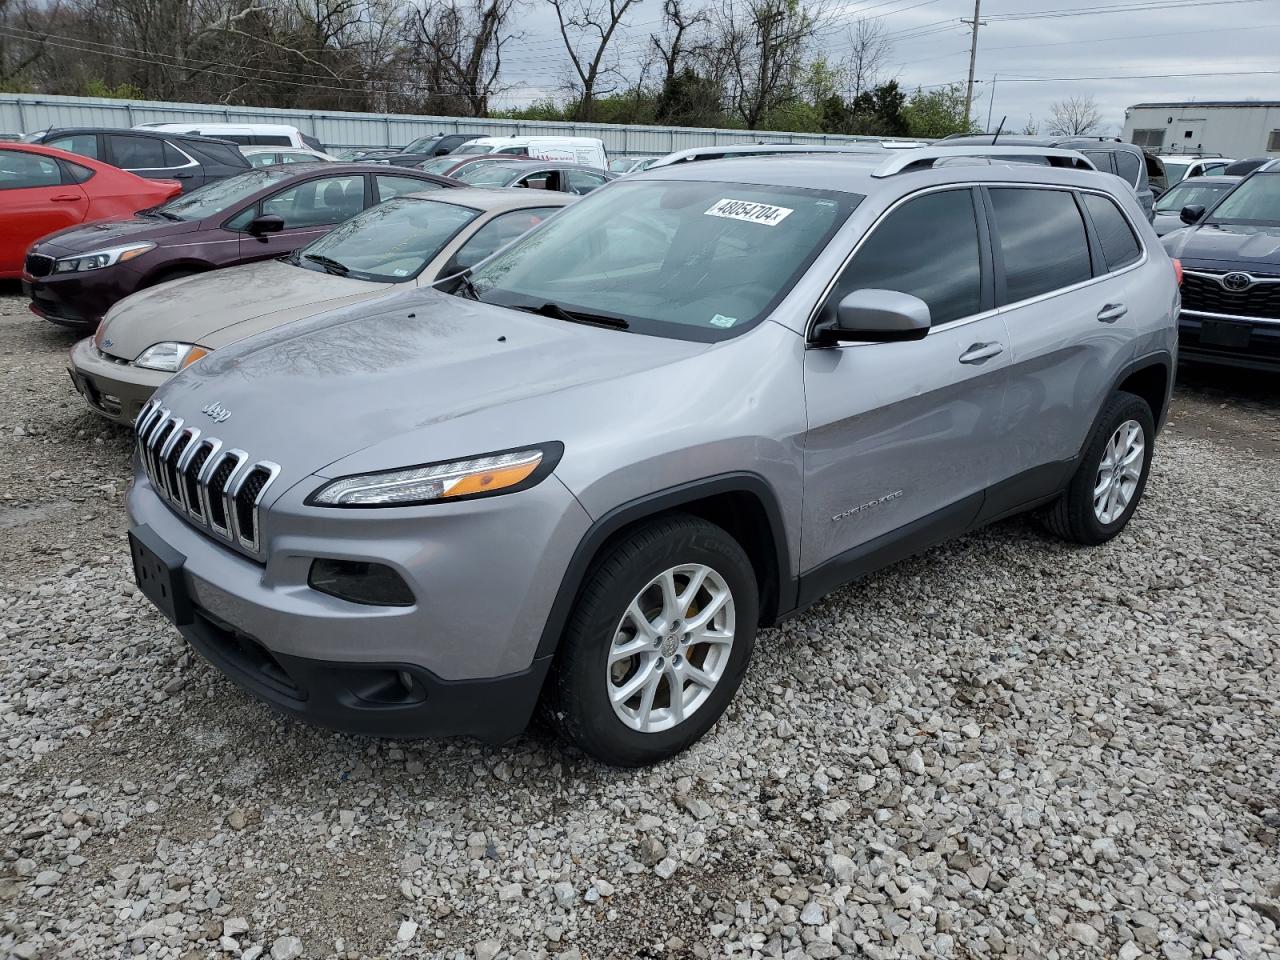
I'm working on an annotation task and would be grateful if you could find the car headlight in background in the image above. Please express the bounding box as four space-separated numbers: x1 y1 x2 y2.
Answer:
134 342 209 372
53 242 156 273
308 443 562 507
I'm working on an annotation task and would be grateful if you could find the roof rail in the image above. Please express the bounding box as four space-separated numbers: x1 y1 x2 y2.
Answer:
872 146 1094 178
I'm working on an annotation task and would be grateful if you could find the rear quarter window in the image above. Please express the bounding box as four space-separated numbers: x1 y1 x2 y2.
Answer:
1082 193 1142 271
989 188 1092 303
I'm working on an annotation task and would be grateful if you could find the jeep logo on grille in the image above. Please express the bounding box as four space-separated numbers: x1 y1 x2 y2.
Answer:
201 401 232 423
1221 272 1253 292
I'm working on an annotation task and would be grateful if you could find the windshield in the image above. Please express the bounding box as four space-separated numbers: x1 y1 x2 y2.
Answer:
454 143 495 155
1206 173 1280 224
1155 180 1234 213
418 156 459 175
454 162 528 186
294 197 480 282
157 169 292 221
401 136 440 154
1162 161 1190 184
466 179 859 341
609 158 636 172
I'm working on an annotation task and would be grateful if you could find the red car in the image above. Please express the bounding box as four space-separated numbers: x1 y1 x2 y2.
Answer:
0 143 181 280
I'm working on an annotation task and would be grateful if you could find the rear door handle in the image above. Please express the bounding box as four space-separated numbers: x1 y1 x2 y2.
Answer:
50 194 81 202
959 342 1005 364
1097 303 1128 323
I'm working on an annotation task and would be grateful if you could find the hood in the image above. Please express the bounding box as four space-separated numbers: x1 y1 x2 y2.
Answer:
152 288 707 480
34 216 197 254
99 259 390 361
1161 221 1280 266
1152 213 1185 238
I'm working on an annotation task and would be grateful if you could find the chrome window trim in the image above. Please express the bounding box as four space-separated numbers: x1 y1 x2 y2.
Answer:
1182 308 1280 326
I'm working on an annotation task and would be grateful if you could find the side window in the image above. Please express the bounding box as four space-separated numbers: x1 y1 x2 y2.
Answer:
251 135 294 146
497 146 528 156
1082 193 1142 272
825 189 983 327
0 150 63 189
162 141 190 167
565 170 607 195
1115 151 1142 187
226 205 258 231
261 175 365 228
279 152 311 164
247 153 278 168
1082 151 1114 175
47 134 99 159
517 171 555 191
989 188 1092 303
61 160 95 184
449 207 558 272
108 135 167 169
377 175 437 201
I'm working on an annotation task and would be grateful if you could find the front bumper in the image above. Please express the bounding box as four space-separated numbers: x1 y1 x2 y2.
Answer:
67 337 170 424
126 465 592 742
23 265 142 329
1178 311 1280 370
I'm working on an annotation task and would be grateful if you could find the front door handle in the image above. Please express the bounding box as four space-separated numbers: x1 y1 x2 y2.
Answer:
1097 303 1128 323
959 342 1005 364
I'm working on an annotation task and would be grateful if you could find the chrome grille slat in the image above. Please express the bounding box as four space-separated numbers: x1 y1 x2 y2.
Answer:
132 411 279 558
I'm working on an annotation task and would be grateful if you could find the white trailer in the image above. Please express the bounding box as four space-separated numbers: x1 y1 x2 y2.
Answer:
1123 100 1280 159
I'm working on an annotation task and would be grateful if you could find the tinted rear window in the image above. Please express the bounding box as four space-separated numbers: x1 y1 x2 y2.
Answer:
1115 151 1142 186
990 188 1092 303
109 134 167 168
1082 193 1142 271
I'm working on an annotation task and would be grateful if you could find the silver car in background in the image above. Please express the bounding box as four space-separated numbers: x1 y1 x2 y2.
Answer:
127 147 1178 766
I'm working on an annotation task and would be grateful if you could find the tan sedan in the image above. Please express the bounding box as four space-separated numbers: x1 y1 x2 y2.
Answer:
68 188 574 423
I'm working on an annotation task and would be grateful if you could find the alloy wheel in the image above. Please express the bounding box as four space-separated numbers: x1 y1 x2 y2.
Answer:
1093 419 1145 525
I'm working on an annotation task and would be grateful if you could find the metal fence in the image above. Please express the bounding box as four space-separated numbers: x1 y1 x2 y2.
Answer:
0 92 913 155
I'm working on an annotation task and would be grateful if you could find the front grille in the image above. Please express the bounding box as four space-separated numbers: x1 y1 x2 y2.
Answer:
135 400 280 554
24 253 55 278
1182 271 1280 321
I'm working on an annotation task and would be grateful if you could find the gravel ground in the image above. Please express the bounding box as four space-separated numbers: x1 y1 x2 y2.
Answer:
1 285 1278 960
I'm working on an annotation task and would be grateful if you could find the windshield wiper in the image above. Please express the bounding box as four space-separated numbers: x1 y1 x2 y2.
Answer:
303 253 349 276
456 273 481 300
515 301 630 330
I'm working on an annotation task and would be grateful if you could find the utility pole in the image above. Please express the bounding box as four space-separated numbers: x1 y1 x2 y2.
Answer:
985 72 998 132
963 0 984 132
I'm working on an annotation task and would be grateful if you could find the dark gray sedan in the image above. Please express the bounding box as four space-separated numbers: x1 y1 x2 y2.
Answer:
1151 175 1241 236
451 160 615 195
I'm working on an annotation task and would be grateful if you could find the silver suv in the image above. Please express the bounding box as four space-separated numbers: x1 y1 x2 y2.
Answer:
127 147 1180 766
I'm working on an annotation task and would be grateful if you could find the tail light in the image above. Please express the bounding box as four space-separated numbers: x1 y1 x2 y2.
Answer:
1172 258 1183 286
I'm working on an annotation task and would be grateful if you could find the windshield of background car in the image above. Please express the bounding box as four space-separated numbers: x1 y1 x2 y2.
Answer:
417 156 458 175
1206 173 1280 224
454 162 528 186
467 179 860 342
296 197 480 282
401 136 440 154
454 143 495 155
1163 161 1189 183
1154 180 1234 213
609 158 636 172
158 169 292 220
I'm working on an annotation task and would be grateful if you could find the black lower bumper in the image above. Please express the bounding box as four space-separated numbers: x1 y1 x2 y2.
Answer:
179 608 551 744
1178 313 1280 371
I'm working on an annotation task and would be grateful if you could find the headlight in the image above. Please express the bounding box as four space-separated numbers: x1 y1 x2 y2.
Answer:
53 242 156 273
134 342 209 372
308 443 562 507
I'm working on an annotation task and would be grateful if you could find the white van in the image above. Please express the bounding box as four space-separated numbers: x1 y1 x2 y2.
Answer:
451 136 607 170
133 122 322 151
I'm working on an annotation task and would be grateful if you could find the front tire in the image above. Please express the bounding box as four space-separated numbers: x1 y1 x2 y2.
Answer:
549 514 758 766
1044 391 1155 545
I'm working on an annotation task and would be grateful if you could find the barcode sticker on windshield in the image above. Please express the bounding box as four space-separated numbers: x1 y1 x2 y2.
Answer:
705 198 794 226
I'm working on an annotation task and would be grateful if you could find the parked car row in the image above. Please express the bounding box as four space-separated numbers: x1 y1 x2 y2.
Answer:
115 145 1181 766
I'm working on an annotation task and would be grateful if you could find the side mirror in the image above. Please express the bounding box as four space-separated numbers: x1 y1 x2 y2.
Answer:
1180 204 1206 226
814 289 931 345
247 213 285 236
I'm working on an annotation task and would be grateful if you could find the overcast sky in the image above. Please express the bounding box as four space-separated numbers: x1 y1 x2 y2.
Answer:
492 0 1280 132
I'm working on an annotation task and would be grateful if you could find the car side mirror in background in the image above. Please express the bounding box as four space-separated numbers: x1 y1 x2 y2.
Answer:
814 289 932 345
1180 204 1207 226
247 213 286 236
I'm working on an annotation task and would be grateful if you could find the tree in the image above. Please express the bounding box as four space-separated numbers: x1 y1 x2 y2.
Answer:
840 16 889 101
715 0 826 130
547 0 642 121
1047 95 1102 136
404 0 521 116
901 83 973 140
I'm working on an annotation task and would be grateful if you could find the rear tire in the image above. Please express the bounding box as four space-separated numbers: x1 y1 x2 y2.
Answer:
1043 391 1155 545
548 514 758 767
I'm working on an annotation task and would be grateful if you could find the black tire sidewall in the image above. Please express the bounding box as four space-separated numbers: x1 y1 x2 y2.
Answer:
555 516 758 767
1073 393 1156 543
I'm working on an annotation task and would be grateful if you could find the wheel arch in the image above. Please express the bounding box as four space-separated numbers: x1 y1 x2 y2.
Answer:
141 261 211 288
1111 351 1173 431
534 473 795 661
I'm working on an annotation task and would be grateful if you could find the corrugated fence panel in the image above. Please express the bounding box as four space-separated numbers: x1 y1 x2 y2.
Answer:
0 92 914 155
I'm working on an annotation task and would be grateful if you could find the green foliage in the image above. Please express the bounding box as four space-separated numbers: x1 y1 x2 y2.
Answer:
902 84 975 140
82 78 145 100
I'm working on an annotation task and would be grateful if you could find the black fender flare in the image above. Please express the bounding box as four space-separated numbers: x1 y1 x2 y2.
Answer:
534 472 795 660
